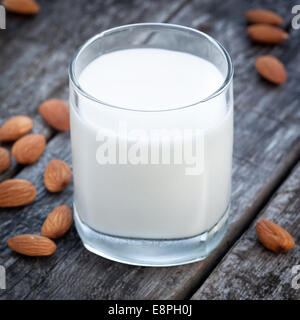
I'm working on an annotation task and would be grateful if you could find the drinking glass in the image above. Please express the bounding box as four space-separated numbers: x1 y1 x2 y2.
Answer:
69 23 233 266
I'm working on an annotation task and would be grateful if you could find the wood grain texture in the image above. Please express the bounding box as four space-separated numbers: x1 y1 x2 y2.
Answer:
192 162 300 300
1 0 300 300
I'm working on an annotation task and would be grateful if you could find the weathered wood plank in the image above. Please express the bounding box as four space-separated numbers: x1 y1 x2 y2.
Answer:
192 162 300 300
0 0 188 182
1 0 300 300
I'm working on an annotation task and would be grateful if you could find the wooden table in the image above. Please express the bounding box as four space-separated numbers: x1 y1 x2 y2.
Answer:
0 0 300 300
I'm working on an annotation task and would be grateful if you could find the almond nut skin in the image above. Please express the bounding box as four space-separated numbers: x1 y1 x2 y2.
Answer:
0 179 36 207
245 9 283 26
44 159 72 192
3 0 40 15
39 99 70 131
7 234 56 256
255 55 286 84
41 205 73 239
0 115 33 142
12 133 46 165
0 147 11 173
247 24 289 44
256 220 295 253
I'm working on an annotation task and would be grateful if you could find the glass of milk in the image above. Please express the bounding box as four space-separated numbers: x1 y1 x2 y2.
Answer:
69 23 233 266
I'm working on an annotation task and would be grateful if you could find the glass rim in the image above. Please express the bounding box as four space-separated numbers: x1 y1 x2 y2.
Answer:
69 22 234 113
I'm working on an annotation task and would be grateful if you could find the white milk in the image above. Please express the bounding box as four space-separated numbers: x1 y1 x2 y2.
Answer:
70 48 233 239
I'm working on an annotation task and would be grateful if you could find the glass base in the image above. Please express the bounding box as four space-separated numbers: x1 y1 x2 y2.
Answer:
74 205 229 267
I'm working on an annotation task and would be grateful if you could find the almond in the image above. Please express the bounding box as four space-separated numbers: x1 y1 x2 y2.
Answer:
44 159 71 192
256 220 294 253
247 24 289 44
245 9 283 26
39 99 70 131
41 205 73 239
0 179 36 207
255 55 286 84
3 0 40 15
0 115 33 142
12 133 46 164
0 147 10 172
7 234 56 256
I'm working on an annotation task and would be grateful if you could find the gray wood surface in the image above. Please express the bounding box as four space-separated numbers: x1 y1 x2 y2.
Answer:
0 0 300 300
192 162 300 300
